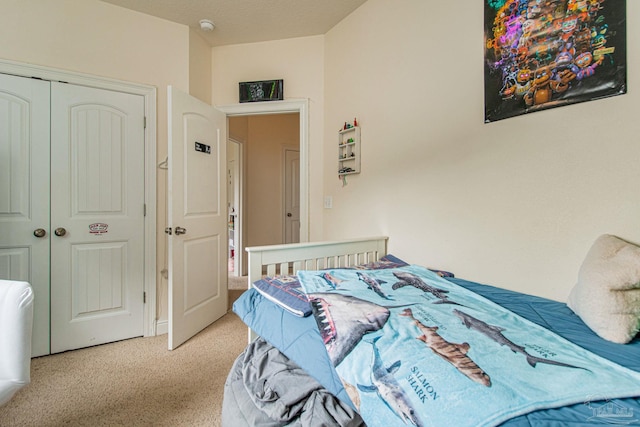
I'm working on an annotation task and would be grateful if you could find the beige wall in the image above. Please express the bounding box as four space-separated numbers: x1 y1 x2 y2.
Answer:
0 0 190 322
212 36 325 240
0 0 189 89
189 29 212 104
323 0 640 301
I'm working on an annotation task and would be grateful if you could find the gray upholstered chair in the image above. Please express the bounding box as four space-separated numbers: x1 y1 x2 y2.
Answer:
0 280 34 406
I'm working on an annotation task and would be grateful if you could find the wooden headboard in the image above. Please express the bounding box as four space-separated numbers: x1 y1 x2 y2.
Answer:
245 236 389 289
242 236 388 342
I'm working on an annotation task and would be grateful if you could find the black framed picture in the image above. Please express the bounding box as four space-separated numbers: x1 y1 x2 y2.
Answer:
484 0 626 123
239 79 283 103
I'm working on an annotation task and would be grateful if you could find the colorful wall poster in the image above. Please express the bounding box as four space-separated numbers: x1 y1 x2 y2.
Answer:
484 0 626 123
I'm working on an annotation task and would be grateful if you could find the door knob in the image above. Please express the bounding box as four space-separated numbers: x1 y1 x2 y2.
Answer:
287 213 292 217
174 226 187 235
33 228 46 238
54 227 67 237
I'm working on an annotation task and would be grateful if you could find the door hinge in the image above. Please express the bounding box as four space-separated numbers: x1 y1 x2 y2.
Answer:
143 203 147 217
143 291 146 304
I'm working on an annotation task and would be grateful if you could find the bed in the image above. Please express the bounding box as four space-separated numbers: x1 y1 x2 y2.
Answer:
223 236 640 427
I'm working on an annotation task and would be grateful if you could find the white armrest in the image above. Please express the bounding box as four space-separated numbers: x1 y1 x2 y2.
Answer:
0 280 34 406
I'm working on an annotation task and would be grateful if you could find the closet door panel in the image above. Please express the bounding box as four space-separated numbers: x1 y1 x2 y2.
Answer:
0 73 51 357
50 82 145 353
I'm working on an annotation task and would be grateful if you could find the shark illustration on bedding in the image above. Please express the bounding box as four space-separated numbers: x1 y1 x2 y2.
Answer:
357 272 392 300
357 337 424 427
319 272 343 289
392 271 462 306
401 308 491 386
296 265 640 427
453 309 587 371
309 292 389 366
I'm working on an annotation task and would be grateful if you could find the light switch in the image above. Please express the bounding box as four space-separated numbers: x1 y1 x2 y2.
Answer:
324 196 333 209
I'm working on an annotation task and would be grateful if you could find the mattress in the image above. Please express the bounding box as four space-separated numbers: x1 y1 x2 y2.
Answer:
233 277 640 426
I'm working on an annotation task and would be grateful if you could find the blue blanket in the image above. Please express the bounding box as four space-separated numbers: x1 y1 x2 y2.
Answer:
298 265 640 427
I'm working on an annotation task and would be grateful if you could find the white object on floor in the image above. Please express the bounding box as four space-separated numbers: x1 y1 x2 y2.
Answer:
0 280 34 406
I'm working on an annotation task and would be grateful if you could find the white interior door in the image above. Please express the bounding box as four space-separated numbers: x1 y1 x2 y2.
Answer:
284 149 300 244
167 86 227 350
50 82 145 353
0 73 51 357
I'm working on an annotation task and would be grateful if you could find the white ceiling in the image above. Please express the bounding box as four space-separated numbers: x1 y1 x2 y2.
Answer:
99 0 368 47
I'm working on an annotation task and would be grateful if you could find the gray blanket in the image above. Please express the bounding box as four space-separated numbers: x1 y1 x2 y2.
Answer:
222 338 365 426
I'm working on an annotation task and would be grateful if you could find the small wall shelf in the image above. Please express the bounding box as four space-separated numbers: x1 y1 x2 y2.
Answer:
338 126 360 176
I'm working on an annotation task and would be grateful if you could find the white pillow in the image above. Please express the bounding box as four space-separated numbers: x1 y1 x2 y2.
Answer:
567 234 640 344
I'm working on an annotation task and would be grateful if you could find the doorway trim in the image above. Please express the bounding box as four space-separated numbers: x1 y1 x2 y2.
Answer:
0 58 158 337
228 138 244 277
217 99 309 243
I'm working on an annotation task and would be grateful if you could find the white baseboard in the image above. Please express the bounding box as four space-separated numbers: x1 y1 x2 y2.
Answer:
155 319 168 335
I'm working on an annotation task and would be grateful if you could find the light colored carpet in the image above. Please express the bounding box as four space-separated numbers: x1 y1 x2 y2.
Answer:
0 288 247 427
228 275 248 290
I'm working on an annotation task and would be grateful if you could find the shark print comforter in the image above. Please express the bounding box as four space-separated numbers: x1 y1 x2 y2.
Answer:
297 265 640 427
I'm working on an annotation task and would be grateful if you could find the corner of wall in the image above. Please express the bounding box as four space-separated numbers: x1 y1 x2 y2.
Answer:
189 29 213 104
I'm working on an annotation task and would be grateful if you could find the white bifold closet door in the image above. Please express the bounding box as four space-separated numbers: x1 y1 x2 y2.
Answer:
0 73 146 356
50 82 145 354
0 73 51 357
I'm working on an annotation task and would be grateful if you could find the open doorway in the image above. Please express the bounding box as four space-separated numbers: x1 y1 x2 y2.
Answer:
227 113 300 277
219 99 308 234
218 99 309 278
